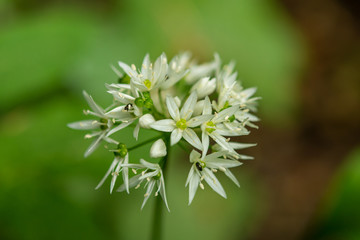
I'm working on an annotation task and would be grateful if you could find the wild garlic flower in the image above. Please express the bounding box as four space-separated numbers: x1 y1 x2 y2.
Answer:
150 92 212 150
68 91 121 157
118 159 169 211
69 52 260 210
186 149 242 205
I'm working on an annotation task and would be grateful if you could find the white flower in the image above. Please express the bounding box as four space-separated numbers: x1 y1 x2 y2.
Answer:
118 159 169 211
191 77 216 99
68 91 120 157
185 149 242 205
118 53 168 92
95 153 130 194
150 139 167 158
160 52 190 89
200 96 240 155
150 92 212 150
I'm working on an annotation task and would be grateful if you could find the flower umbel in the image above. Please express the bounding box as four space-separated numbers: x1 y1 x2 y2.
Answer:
68 52 260 210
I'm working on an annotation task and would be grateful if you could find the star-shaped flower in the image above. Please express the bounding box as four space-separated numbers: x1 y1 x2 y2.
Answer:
68 91 122 157
95 152 130 194
118 159 169 211
150 92 212 150
185 149 242 205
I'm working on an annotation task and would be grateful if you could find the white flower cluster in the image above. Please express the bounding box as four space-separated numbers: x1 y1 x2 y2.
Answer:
68 52 260 210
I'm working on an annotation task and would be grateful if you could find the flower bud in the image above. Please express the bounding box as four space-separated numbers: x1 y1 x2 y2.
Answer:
139 114 155 129
150 139 167 158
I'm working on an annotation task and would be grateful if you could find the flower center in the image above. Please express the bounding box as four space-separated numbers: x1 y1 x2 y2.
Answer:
205 121 215 133
143 79 152 90
176 118 187 130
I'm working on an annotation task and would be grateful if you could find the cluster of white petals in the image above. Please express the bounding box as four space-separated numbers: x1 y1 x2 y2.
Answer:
68 52 260 210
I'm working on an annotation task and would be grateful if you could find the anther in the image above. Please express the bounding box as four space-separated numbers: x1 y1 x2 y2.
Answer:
219 167 226 172
132 169 137 174
200 183 204 190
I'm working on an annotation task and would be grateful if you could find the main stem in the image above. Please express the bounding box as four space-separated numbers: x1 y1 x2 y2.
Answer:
150 133 170 240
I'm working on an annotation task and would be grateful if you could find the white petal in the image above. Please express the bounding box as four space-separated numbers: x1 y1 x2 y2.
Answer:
201 132 209 158
133 123 140 140
241 87 257 99
140 159 159 169
141 180 156 210
67 120 100 130
141 54 151 79
83 91 104 115
95 158 119 190
187 114 213 128
203 168 226 199
225 169 240 187
159 177 170 212
118 61 137 79
166 96 180 121
206 158 242 169
110 161 122 194
203 96 212 115
229 142 257 150
150 139 167 158
213 106 239 123
187 166 200 205
189 150 201 163
170 128 182 146
84 132 105 158
180 91 197 120
122 154 130 193
210 131 233 152
183 128 202 150
117 174 141 192
150 119 175 132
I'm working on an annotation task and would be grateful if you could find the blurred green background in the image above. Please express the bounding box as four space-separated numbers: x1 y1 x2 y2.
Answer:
1 0 359 239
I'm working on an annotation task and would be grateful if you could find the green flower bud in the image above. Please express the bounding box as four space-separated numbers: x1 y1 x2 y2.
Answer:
135 98 144 107
144 98 153 109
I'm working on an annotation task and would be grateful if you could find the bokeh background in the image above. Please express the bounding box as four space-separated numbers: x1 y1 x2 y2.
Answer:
1 0 360 239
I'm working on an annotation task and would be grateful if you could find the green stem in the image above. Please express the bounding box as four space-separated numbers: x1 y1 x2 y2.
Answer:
127 136 161 152
150 133 170 240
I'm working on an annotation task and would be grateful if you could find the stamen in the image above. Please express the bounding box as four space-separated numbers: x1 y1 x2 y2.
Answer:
142 64 147 69
200 176 205 181
147 177 150 182
219 167 226 172
131 64 136 71
132 169 137 174
200 183 204 190
144 193 149 197
84 134 92 139
212 168 217 173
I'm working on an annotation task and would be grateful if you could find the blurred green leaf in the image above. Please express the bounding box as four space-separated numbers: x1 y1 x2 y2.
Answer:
308 147 360 240
0 8 96 110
